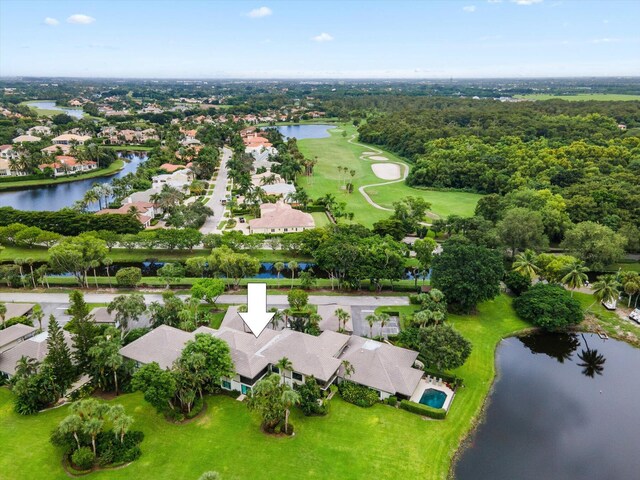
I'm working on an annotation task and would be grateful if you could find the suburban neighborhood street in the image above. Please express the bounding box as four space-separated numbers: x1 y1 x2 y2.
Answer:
0 292 410 307
199 146 232 234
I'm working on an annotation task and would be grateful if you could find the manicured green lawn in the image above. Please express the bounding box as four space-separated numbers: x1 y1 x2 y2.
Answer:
515 93 640 101
0 160 125 190
0 294 531 480
310 211 331 227
297 124 482 227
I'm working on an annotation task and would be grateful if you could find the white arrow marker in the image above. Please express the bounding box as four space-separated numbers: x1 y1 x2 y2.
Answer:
238 283 275 337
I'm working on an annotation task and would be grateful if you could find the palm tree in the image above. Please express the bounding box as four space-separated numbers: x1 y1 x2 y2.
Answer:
25 258 36 288
106 351 123 395
590 275 621 311
0 302 6 329
269 307 283 330
622 275 640 308
288 260 298 288
14 356 38 377
561 260 589 296
366 314 377 338
275 357 293 384
512 250 540 280
110 405 133 443
82 417 104 455
58 414 83 450
14 259 25 287
104 258 113 288
281 389 300 435
341 360 355 379
29 304 45 331
90 260 101 289
274 261 285 287
335 308 350 332
378 313 389 337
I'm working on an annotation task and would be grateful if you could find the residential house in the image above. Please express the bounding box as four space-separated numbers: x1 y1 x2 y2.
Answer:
41 144 71 155
151 168 194 192
318 305 354 334
159 163 186 173
0 324 37 354
27 126 52 136
0 145 20 176
0 330 73 379
96 201 158 228
119 305 425 400
13 134 41 143
89 307 118 326
248 202 315 234
51 133 92 146
39 156 97 177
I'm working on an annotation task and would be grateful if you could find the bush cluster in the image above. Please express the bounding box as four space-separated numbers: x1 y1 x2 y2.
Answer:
338 381 379 408
399 400 447 419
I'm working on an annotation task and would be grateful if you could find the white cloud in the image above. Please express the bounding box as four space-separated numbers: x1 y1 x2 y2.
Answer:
511 0 544 4
247 6 272 18
463 6 477 12
591 37 621 44
312 32 334 42
44 17 59 26
67 14 96 24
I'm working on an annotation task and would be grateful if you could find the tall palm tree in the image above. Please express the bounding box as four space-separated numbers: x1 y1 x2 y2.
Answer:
366 314 377 338
110 405 133 443
104 258 113 288
29 304 45 331
14 356 38 377
275 357 293 384
25 258 36 288
335 308 350 332
82 417 104 455
622 275 640 308
288 260 298 288
274 262 285 287
58 414 83 450
378 313 389 337
590 275 621 311
269 307 283 330
281 389 300 435
561 260 589 296
512 250 540 280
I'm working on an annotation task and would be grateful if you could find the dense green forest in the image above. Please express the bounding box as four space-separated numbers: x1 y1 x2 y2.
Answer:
357 98 640 230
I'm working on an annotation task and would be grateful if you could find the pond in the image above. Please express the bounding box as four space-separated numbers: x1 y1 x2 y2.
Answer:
0 152 146 211
25 101 85 119
454 333 640 480
275 124 336 140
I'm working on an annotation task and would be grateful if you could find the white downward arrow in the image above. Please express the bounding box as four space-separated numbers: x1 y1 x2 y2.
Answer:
238 283 275 337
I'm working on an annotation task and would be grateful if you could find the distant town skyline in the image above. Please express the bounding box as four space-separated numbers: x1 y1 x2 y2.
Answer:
1 0 639 79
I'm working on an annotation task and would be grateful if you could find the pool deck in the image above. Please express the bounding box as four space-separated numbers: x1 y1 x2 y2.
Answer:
409 378 455 411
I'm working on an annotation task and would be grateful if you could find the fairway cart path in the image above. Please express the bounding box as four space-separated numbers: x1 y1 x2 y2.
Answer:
348 135 440 220
348 135 408 211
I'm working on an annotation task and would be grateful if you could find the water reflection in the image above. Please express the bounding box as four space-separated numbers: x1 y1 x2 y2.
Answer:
519 332 580 363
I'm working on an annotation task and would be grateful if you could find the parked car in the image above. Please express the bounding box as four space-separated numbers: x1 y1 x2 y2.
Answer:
629 309 640 324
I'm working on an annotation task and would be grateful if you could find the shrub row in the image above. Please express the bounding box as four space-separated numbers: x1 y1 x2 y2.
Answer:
338 380 379 408
399 400 447 419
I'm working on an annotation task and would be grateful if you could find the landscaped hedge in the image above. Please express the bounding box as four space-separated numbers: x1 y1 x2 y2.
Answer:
399 400 447 419
338 380 379 408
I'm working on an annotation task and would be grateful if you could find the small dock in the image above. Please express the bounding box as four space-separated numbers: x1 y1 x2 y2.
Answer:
597 332 609 340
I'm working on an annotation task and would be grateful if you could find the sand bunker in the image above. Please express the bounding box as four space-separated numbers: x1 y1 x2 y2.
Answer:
371 163 401 180
362 151 378 156
369 155 389 161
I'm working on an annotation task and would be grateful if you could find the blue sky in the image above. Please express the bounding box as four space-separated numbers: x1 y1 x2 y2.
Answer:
1 0 639 78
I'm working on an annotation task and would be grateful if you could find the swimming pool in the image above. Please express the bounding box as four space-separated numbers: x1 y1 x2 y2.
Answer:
418 388 447 409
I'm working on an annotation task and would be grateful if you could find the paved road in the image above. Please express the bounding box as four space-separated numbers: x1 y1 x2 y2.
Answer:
0 292 410 307
200 146 232 234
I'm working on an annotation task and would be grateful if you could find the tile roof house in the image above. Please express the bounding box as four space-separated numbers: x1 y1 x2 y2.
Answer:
38 156 97 177
51 133 92 145
249 202 315 234
13 134 41 143
120 305 424 400
0 330 74 378
0 145 21 176
0 324 37 354
96 201 157 228
159 163 186 173
41 144 71 155
27 126 52 136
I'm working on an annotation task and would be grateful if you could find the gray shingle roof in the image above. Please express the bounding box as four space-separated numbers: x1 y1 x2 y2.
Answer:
338 336 423 397
0 324 37 351
119 325 193 369
0 330 73 376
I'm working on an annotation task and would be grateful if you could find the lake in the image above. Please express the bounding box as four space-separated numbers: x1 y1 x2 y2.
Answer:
454 333 640 480
25 101 85 119
0 153 146 211
276 124 336 140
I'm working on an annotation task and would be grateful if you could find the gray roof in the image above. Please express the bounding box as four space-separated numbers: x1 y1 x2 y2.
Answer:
119 325 193 369
0 330 73 376
90 307 117 324
195 326 279 379
261 329 350 382
317 305 353 333
0 324 37 350
338 336 422 397
3 303 35 320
